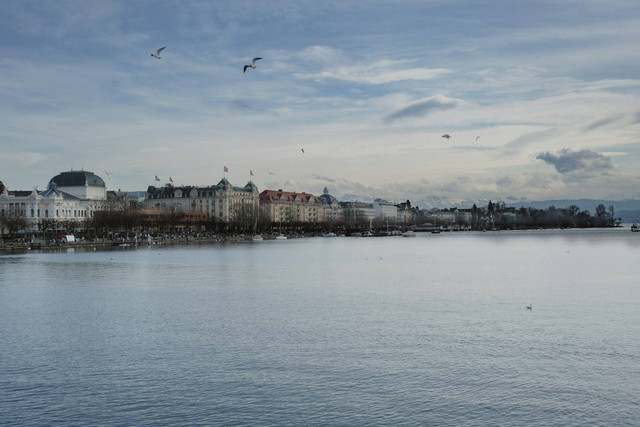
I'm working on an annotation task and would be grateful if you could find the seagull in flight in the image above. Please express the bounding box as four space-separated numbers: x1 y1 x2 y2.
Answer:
151 47 165 59
441 134 451 140
104 169 112 175
244 57 262 73
301 148 305 154
476 136 480 140
526 304 532 310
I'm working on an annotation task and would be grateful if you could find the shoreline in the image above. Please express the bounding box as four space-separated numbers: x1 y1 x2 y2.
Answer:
1 226 633 255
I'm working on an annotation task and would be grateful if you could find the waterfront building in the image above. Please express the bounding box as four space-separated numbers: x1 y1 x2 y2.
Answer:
317 187 342 223
426 208 472 227
374 198 398 222
259 189 323 223
0 170 110 234
456 209 473 225
396 200 415 224
339 201 375 227
428 209 457 225
137 209 208 233
143 178 259 222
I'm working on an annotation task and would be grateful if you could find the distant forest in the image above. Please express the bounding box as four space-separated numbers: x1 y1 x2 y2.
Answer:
463 201 620 229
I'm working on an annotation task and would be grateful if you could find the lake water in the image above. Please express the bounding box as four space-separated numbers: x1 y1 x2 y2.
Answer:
1 229 639 426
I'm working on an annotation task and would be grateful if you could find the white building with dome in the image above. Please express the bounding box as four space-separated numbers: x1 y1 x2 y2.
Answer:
0 170 110 234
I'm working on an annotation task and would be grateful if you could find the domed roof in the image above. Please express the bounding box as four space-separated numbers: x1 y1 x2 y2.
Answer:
318 186 337 204
50 170 105 188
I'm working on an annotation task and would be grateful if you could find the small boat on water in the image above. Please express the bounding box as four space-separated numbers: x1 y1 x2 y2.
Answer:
402 230 416 237
252 235 263 241
275 234 287 240
632 219 639 232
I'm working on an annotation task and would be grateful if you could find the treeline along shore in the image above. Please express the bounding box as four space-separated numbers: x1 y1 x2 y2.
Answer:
0 200 625 252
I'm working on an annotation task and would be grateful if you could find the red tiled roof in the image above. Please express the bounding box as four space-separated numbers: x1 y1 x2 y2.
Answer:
259 189 322 204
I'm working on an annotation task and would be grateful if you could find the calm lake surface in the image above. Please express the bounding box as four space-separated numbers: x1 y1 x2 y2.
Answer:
1 229 639 426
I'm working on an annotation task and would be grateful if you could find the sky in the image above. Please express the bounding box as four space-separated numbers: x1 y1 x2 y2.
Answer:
2 0 640 208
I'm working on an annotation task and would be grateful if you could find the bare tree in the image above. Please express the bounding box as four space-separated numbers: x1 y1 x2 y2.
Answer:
1 210 28 236
595 204 608 226
37 218 57 240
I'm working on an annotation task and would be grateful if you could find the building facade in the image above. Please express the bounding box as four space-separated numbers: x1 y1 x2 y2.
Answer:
317 187 342 223
0 170 110 234
143 178 259 222
396 200 415 224
373 198 398 222
339 201 375 226
259 189 323 223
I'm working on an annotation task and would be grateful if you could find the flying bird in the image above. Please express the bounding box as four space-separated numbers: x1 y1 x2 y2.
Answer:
301 148 305 154
475 136 480 140
151 47 165 59
243 57 262 73
104 169 112 175
441 134 451 140
526 304 532 310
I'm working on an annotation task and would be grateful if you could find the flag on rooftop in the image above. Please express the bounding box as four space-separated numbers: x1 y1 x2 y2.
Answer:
224 166 229 173
154 175 160 182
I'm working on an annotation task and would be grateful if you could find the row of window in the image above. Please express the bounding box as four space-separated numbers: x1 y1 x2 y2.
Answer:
1 204 90 219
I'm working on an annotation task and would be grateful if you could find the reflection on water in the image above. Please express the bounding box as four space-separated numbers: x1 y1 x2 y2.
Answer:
1 229 639 425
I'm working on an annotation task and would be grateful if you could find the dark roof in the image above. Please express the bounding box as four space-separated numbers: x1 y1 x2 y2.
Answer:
8 190 33 197
318 193 337 205
146 181 258 199
259 189 322 204
38 183 80 200
50 170 105 188
217 178 231 189
244 181 258 192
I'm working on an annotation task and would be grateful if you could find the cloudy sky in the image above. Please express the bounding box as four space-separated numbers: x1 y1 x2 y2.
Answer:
2 0 639 207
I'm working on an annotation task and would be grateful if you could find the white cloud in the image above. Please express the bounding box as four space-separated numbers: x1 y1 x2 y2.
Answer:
290 46 452 85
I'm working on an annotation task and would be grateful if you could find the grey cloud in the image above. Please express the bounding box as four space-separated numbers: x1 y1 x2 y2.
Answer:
450 144 497 152
313 175 337 183
495 175 514 188
384 96 460 123
229 99 259 112
535 148 614 175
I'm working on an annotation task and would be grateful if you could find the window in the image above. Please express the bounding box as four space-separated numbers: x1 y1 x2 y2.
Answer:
45 210 49 218
31 209 34 217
